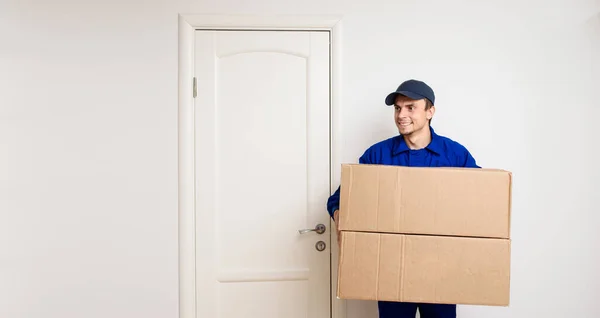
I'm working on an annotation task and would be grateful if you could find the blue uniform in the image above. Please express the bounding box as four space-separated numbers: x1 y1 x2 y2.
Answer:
326 126 480 318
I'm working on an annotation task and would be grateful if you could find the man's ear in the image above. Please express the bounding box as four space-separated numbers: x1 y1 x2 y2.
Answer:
427 105 436 120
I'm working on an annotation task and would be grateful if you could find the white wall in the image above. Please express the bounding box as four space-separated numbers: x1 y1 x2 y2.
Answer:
1 0 599 317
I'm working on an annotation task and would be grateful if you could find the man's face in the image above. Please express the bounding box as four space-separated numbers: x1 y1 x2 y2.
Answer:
393 95 435 135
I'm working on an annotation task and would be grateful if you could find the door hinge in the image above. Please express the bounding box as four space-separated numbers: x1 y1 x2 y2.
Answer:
192 77 197 98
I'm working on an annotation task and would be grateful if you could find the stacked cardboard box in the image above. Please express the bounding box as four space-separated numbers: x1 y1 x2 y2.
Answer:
336 164 512 306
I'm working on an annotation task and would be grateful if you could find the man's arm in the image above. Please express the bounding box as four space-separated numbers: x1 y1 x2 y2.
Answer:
326 187 340 219
327 149 374 246
326 149 374 219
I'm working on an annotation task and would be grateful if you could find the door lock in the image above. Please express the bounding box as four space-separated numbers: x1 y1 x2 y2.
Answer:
315 241 326 251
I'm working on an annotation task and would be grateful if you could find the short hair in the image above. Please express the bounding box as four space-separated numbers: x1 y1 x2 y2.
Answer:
425 99 433 109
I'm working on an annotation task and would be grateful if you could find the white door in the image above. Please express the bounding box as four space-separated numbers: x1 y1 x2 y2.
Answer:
193 30 331 318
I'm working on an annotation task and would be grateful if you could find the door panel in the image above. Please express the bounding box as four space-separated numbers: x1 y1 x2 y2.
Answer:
194 30 331 318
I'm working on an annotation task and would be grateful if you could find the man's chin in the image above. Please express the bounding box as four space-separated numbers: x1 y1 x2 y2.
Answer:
398 126 413 135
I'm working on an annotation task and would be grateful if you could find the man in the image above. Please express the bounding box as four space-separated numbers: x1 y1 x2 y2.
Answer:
326 79 480 318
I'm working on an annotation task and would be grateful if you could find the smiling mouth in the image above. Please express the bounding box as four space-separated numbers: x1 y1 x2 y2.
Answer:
399 122 412 127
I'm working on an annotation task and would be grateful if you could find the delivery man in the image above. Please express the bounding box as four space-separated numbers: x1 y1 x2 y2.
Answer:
326 79 480 318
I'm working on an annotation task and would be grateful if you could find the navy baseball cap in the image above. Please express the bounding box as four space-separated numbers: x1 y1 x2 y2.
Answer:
384 79 435 106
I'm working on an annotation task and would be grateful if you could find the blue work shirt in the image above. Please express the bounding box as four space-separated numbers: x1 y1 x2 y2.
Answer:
327 126 480 218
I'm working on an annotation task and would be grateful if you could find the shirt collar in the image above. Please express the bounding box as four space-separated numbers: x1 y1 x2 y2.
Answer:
392 126 442 155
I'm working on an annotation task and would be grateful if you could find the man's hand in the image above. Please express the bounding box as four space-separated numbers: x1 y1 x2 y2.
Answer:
333 209 341 247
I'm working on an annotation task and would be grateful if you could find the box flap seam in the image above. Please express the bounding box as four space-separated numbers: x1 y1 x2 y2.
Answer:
399 234 405 301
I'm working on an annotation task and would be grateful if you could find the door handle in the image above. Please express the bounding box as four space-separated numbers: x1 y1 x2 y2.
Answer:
298 223 326 235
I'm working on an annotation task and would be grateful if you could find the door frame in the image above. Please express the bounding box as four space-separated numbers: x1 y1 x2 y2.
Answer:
177 14 345 318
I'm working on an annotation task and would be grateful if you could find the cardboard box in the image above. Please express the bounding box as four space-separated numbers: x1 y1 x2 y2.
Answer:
337 231 511 306
336 164 512 306
339 164 512 239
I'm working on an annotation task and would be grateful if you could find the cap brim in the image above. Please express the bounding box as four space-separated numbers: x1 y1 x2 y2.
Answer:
385 91 426 106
